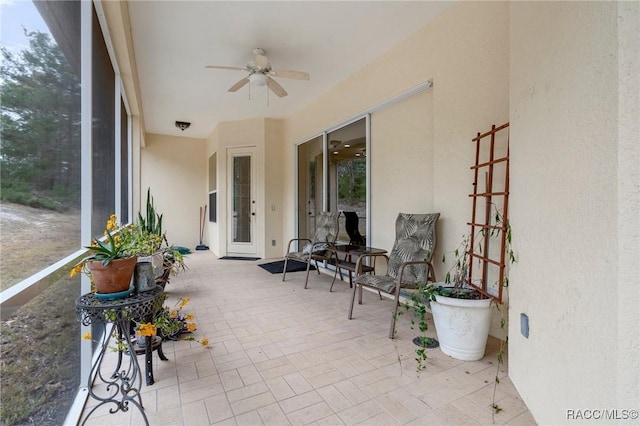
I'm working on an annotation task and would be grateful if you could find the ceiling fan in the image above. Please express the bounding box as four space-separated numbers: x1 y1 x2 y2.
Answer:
206 48 310 98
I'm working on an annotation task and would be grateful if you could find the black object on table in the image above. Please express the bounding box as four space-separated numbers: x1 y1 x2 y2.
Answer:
75 286 165 425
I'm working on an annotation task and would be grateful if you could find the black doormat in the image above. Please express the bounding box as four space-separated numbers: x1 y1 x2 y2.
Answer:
258 260 316 274
219 256 261 261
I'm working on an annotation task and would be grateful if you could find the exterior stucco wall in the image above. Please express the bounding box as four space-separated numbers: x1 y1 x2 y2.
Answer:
509 2 640 423
369 90 435 253
264 119 285 259
141 133 208 249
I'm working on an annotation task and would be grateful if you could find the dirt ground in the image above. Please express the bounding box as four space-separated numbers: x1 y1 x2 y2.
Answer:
0 202 80 291
0 202 81 425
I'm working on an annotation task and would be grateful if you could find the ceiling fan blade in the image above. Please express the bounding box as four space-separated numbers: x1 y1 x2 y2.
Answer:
254 52 269 69
270 69 310 80
206 65 246 71
228 77 249 92
266 76 287 98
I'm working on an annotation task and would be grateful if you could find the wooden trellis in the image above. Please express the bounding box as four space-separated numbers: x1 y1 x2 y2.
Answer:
467 123 510 303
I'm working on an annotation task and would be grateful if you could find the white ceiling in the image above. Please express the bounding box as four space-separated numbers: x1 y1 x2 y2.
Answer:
127 1 455 139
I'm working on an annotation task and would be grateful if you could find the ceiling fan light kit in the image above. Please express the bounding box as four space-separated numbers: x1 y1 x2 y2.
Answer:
249 73 268 86
206 48 310 98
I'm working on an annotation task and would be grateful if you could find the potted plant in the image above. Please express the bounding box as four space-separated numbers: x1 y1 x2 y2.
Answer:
427 234 494 361
70 214 137 297
127 189 188 289
407 208 513 362
133 189 167 279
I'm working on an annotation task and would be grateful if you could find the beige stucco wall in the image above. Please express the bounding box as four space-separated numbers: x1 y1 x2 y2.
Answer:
509 1 640 423
369 90 434 252
263 119 285 259
140 134 208 249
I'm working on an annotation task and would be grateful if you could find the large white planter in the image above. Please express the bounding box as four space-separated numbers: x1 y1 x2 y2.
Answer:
431 294 492 361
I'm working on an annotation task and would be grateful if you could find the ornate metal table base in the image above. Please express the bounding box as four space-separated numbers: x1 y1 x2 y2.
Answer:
76 286 164 425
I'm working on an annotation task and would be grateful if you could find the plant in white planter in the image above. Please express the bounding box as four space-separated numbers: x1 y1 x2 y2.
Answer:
408 208 514 363
433 233 493 361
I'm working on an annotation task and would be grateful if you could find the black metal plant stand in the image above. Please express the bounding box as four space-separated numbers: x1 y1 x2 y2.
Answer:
75 286 164 426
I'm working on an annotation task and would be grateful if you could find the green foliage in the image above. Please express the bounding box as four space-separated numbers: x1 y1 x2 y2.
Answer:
124 223 164 257
70 215 134 277
83 231 132 266
336 159 366 204
138 188 164 236
1 29 81 209
401 287 438 372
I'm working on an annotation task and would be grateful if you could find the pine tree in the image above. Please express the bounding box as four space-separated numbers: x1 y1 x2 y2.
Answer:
1 29 81 209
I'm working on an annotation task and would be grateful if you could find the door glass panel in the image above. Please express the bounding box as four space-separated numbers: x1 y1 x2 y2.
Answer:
327 119 367 244
297 136 323 240
232 155 251 243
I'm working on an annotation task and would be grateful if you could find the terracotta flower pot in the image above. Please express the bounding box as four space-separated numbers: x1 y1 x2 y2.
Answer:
87 257 137 294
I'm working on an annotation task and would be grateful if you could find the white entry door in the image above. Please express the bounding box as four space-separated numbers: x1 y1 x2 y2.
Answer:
227 146 257 255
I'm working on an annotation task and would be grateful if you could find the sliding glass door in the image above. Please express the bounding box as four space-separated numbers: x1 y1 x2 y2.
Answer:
327 119 367 244
296 118 367 245
296 136 323 241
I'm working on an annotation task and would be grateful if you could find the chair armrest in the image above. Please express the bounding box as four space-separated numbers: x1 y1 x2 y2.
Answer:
285 238 312 254
354 253 389 275
394 260 436 293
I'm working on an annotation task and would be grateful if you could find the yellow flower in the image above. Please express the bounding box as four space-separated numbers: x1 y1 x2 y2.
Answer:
200 338 209 347
70 264 83 278
82 332 92 340
136 323 157 337
186 323 197 332
185 313 195 322
106 214 118 232
169 310 178 319
178 297 190 308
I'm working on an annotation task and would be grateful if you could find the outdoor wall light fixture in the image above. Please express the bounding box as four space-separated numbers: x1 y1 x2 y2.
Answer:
175 121 191 131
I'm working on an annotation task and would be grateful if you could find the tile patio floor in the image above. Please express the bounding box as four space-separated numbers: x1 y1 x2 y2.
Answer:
81 250 536 425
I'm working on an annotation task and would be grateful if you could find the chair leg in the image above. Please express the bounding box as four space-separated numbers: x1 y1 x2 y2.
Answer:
358 283 363 305
282 258 289 281
329 263 340 292
378 291 383 300
304 259 313 289
348 283 358 319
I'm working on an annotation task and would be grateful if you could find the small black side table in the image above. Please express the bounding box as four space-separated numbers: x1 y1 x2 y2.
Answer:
330 245 387 291
75 286 164 425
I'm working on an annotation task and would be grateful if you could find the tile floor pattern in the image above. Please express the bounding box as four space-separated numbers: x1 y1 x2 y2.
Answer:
81 251 536 425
